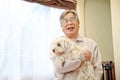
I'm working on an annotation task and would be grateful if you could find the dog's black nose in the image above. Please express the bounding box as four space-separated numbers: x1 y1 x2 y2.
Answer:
53 49 55 52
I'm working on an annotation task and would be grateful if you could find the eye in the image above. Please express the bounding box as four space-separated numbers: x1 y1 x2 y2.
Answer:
57 43 61 46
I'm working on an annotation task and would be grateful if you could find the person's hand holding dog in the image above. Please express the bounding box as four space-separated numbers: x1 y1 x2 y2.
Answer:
79 49 91 62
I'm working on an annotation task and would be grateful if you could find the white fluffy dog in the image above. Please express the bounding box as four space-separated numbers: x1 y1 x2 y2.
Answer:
50 37 96 80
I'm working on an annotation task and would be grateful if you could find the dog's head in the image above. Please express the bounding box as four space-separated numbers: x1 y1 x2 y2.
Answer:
50 37 75 56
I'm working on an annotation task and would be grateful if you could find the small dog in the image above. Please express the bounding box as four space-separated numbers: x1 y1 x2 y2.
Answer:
50 37 96 80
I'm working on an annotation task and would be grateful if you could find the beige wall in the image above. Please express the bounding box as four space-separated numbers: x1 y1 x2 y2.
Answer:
77 0 120 79
110 0 120 79
77 0 114 61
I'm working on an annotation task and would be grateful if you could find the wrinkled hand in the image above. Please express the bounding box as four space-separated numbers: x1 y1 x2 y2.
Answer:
84 50 91 61
80 49 91 61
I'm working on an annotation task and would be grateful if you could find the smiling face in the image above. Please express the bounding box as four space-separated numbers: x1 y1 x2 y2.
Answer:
60 11 80 39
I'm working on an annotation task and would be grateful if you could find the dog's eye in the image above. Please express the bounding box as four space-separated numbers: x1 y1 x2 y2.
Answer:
57 43 61 46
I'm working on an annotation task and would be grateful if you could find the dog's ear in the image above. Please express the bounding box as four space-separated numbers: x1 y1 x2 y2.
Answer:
64 39 68 50
63 39 74 52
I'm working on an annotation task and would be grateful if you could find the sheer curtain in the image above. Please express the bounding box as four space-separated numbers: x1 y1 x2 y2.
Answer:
0 0 64 80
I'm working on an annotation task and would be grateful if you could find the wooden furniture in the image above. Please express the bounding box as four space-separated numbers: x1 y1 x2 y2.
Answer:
102 61 116 80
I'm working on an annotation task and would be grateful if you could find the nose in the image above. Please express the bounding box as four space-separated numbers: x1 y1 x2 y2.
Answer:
52 49 55 52
67 20 72 24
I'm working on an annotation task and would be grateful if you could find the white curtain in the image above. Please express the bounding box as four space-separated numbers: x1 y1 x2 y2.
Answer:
0 0 64 80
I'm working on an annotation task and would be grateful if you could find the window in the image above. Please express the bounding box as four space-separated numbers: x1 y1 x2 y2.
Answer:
0 0 64 80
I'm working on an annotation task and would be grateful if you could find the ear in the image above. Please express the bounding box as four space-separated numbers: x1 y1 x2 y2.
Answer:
63 39 68 50
64 39 73 52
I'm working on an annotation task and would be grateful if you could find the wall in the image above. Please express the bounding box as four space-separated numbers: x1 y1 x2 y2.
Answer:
77 0 114 61
110 0 120 79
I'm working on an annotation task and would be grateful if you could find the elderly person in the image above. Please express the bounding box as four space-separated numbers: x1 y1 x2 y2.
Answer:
50 10 103 80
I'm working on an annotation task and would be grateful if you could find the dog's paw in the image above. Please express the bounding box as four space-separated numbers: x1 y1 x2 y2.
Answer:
59 57 65 67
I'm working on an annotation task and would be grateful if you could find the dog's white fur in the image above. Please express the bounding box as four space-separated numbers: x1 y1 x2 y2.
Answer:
50 37 96 80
